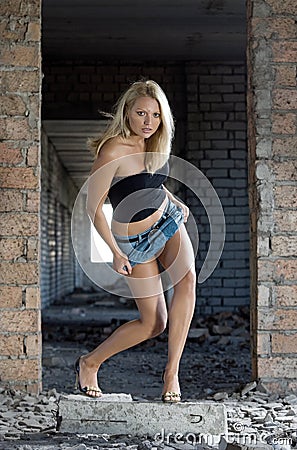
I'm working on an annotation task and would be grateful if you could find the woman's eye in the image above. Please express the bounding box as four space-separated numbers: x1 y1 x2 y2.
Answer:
153 113 161 118
137 111 145 116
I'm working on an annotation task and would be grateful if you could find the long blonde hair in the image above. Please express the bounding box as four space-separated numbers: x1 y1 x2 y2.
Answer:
89 80 174 174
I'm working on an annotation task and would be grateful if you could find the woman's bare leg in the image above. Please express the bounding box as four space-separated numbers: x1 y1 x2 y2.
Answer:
77 259 167 396
158 223 196 396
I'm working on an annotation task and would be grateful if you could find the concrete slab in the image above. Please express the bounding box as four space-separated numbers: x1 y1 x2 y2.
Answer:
58 394 227 439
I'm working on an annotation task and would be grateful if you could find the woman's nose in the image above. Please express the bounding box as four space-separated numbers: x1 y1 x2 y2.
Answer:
144 114 151 125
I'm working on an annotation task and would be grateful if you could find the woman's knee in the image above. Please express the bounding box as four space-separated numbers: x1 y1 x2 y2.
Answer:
140 312 167 338
175 266 196 293
151 314 167 337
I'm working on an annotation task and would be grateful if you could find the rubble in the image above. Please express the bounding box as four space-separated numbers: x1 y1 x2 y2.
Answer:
0 297 295 449
0 383 295 449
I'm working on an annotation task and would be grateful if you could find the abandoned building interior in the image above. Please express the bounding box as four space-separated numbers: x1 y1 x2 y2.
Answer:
0 0 296 395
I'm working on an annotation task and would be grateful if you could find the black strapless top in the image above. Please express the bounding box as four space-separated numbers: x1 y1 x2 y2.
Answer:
108 161 169 223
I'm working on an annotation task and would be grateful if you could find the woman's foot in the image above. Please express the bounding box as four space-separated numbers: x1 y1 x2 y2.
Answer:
161 369 181 403
74 356 102 398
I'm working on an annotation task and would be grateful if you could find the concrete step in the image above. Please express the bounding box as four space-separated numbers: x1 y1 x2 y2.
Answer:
58 394 227 440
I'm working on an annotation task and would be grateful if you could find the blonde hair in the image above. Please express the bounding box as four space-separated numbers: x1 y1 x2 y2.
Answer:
89 80 174 173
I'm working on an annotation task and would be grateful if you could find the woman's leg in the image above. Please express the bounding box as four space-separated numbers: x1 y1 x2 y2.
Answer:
157 223 196 396
78 259 167 396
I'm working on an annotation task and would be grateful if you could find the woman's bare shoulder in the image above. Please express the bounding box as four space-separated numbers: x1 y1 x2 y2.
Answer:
100 136 132 158
90 137 128 175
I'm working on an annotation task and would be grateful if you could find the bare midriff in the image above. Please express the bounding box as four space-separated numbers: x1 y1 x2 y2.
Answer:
111 196 169 237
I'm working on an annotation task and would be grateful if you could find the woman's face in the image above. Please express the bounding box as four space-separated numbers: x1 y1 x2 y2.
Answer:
127 96 161 139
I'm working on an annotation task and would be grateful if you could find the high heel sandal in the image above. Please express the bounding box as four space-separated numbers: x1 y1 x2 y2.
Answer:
161 369 181 403
74 356 102 398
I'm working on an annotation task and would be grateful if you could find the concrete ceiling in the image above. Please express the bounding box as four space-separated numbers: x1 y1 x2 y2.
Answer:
42 1 247 190
42 120 109 189
42 0 247 61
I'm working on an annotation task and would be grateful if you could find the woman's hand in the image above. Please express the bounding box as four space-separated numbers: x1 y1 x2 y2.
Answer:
175 201 189 223
113 250 132 275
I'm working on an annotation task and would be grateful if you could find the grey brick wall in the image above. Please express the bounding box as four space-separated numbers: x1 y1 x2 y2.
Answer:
185 63 249 314
40 130 78 308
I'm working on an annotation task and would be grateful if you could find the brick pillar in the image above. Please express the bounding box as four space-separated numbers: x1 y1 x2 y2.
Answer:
247 0 297 393
0 0 42 392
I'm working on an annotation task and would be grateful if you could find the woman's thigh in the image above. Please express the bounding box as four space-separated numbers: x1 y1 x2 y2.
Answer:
157 223 196 286
125 257 164 299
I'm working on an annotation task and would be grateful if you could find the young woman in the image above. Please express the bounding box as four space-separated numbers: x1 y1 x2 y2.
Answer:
75 80 196 402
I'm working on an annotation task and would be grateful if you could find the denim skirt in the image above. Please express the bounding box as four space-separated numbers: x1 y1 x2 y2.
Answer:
113 200 184 268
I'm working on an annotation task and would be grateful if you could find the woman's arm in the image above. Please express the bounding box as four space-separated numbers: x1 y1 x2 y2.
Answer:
163 185 189 223
86 146 132 275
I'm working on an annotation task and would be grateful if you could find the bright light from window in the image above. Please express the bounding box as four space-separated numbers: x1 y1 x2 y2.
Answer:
90 203 113 263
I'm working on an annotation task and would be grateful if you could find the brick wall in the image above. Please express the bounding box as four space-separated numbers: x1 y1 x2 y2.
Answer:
185 63 249 314
42 63 187 124
0 0 42 392
247 0 297 393
40 130 78 308
42 61 249 314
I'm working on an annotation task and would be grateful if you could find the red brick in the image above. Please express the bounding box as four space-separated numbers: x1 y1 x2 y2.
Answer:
25 382 42 394
26 191 39 212
26 22 40 41
0 286 22 308
275 186 297 208
0 95 26 116
272 113 296 135
258 356 297 378
0 168 38 189
0 262 38 284
1 44 40 68
0 335 23 356
0 20 26 41
0 70 40 93
272 333 297 354
259 309 297 330
0 310 39 333
0 190 23 212
274 285 297 307
25 334 41 356
273 89 297 110
271 236 297 257
252 18 297 40
0 238 25 260
275 260 297 282
28 93 40 118
26 0 41 18
0 0 22 15
25 287 40 309
273 42 297 63
26 238 38 260
0 118 33 140
271 161 297 180
0 359 39 382
27 145 39 166
265 0 297 14
275 65 297 87
0 142 23 165
258 380 291 395
273 137 297 158
0 213 38 236
274 210 297 233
